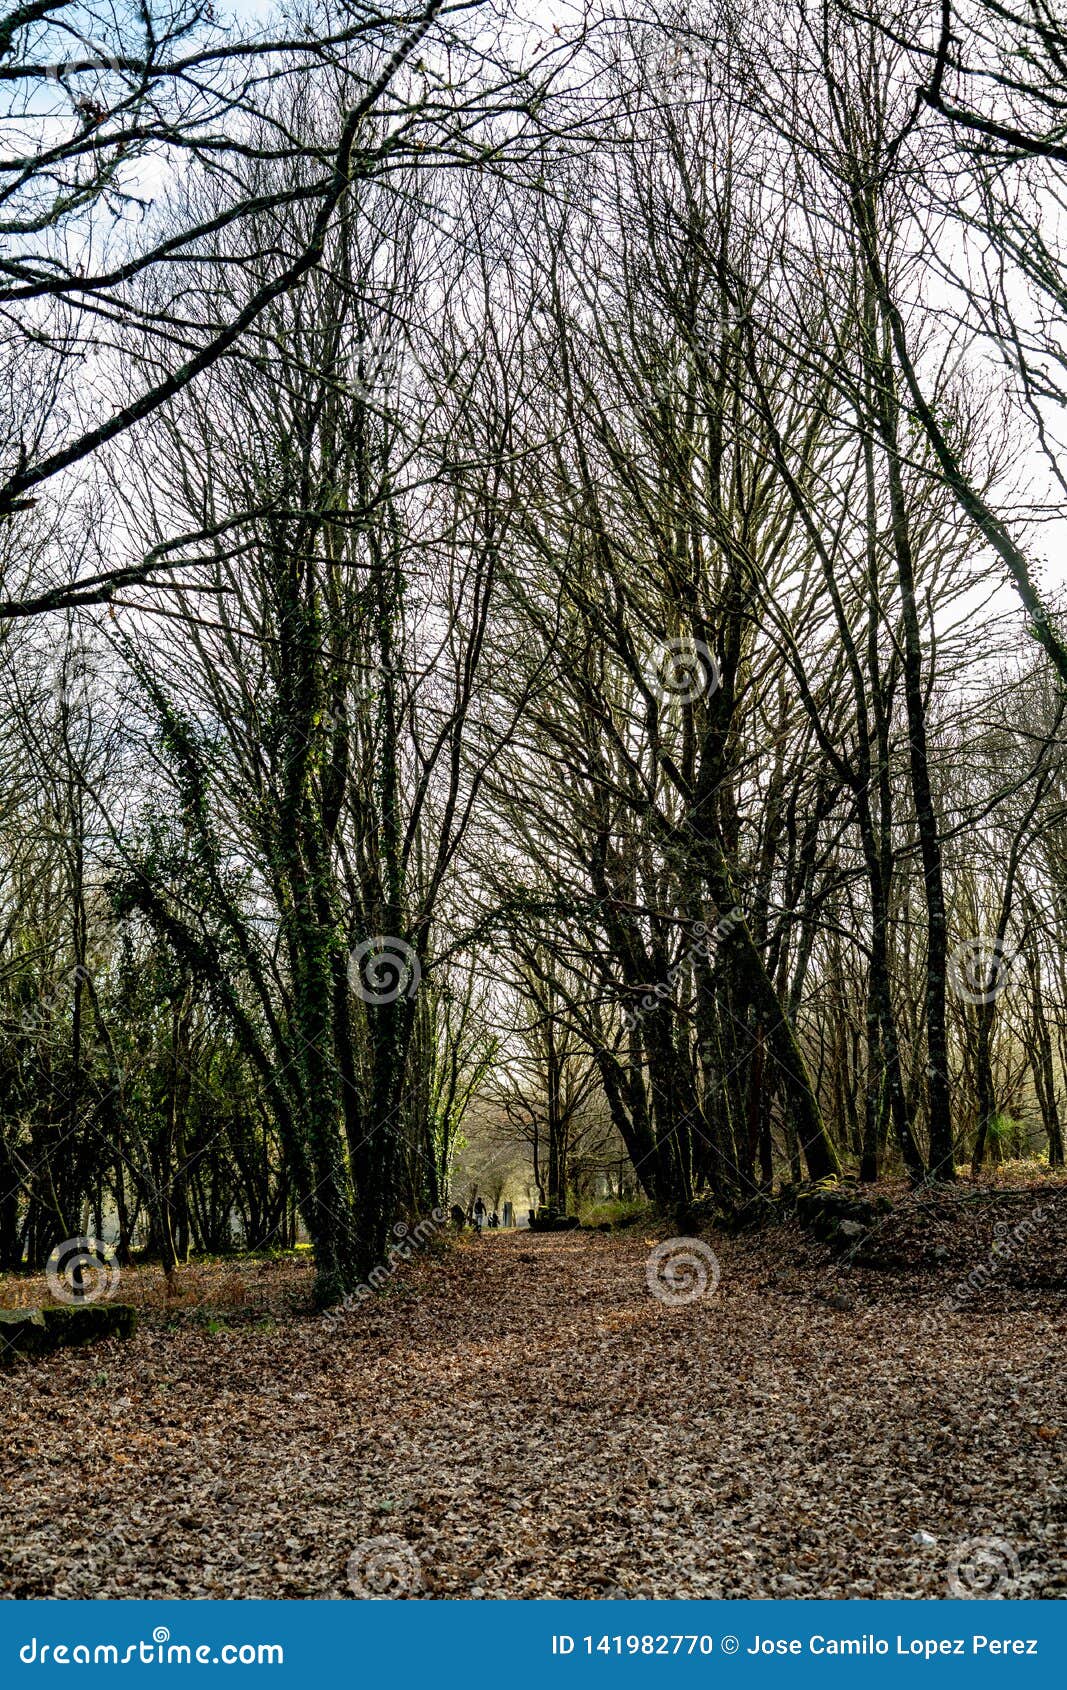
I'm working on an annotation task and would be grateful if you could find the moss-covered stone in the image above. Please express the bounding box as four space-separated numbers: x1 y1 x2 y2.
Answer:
0 1307 50 1358
42 1303 136 1345
529 1208 580 1232
0 1303 136 1363
793 1183 886 1250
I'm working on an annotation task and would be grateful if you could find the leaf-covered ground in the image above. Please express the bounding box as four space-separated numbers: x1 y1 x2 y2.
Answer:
1 1200 1064 1600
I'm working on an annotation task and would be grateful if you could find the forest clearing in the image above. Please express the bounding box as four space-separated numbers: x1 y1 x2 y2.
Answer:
2 1180 1064 1602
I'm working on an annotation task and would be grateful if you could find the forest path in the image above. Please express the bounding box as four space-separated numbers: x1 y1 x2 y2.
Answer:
0 1225 1062 1598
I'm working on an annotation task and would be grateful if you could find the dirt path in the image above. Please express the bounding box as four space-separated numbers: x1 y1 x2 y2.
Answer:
1 1227 1063 1598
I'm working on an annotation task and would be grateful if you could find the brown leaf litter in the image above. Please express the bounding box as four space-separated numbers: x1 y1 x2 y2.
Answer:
0 1205 1063 1600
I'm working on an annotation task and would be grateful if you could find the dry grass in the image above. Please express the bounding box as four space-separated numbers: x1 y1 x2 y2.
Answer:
0 1253 314 1321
